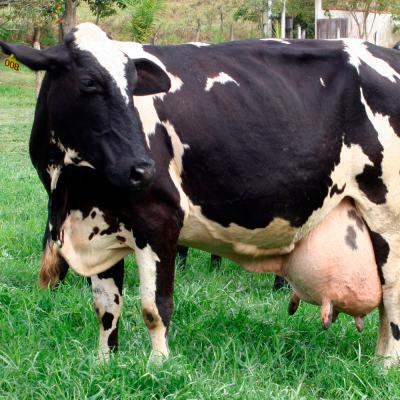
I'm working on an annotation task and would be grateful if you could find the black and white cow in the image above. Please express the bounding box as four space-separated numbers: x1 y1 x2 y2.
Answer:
2 23 400 366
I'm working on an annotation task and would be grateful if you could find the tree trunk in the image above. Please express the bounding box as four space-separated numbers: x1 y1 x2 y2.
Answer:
219 10 224 34
96 8 101 25
32 26 42 99
59 0 77 41
195 19 201 41
229 23 234 41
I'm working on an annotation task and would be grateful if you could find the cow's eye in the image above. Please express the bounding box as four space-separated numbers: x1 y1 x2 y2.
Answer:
81 78 95 87
80 78 97 92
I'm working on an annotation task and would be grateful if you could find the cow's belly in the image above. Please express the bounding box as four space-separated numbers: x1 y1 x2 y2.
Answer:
58 207 134 276
178 200 299 261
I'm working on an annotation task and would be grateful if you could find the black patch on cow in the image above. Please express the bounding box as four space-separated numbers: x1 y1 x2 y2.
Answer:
345 225 357 250
355 165 387 204
88 226 99 240
116 235 126 243
97 260 124 294
114 294 119 305
367 229 389 285
330 183 346 198
145 312 154 323
91 211 96 218
71 156 81 164
107 326 118 350
347 209 364 231
102 312 114 331
391 322 400 340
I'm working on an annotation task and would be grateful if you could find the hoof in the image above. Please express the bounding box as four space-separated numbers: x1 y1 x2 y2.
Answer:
148 350 169 367
97 350 111 364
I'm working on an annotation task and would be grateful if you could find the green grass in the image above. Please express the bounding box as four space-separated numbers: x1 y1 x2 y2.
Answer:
0 63 399 400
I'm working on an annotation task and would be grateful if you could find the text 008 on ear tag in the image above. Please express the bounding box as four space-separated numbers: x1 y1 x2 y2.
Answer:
4 54 20 72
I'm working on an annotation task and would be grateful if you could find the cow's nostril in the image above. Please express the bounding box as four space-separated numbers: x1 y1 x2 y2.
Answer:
129 162 155 189
130 167 145 183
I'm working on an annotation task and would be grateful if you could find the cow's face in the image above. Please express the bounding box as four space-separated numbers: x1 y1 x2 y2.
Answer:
0 23 171 190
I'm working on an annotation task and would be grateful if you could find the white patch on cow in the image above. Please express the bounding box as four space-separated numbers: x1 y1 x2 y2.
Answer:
64 148 95 169
91 275 122 361
180 203 297 259
320 78 326 87
161 121 190 216
55 138 95 169
260 38 291 45
292 140 373 243
134 97 161 147
50 130 56 144
74 23 130 104
205 72 239 92
343 39 400 83
360 88 400 222
47 164 62 191
135 244 169 359
187 42 210 47
59 207 133 276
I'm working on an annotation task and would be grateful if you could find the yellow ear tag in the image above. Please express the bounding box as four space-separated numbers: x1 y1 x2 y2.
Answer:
4 54 20 72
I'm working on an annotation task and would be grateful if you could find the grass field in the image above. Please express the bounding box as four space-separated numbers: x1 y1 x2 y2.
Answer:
0 64 400 400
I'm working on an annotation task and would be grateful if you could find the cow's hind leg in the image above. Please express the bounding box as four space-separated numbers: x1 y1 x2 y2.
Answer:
359 214 400 366
91 260 124 361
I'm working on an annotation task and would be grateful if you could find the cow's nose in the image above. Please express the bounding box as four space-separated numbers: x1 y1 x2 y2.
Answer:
129 160 156 189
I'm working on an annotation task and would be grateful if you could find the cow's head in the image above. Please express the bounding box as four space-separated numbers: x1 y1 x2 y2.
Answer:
0 23 171 190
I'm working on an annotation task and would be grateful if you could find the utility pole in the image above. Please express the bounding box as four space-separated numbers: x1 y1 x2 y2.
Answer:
281 0 286 39
315 0 319 38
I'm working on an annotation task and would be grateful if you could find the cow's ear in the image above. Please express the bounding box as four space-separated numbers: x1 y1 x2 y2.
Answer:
133 59 171 96
0 41 70 71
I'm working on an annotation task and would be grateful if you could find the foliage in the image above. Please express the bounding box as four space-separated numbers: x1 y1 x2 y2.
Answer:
394 15 400 33
233 0 315 38
122 0 163 42
0 0 62 45
85 0 125 24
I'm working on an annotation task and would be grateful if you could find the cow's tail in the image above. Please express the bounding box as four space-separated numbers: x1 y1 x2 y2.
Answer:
39 242 65 288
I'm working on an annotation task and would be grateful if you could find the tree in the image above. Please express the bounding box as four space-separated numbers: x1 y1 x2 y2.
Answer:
85 0 125 24
324 0 400 40
233 0 268 36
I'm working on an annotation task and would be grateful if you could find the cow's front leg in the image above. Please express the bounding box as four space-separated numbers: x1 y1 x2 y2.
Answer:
135 239 177 362
91 260 124 361
39 218 70 288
